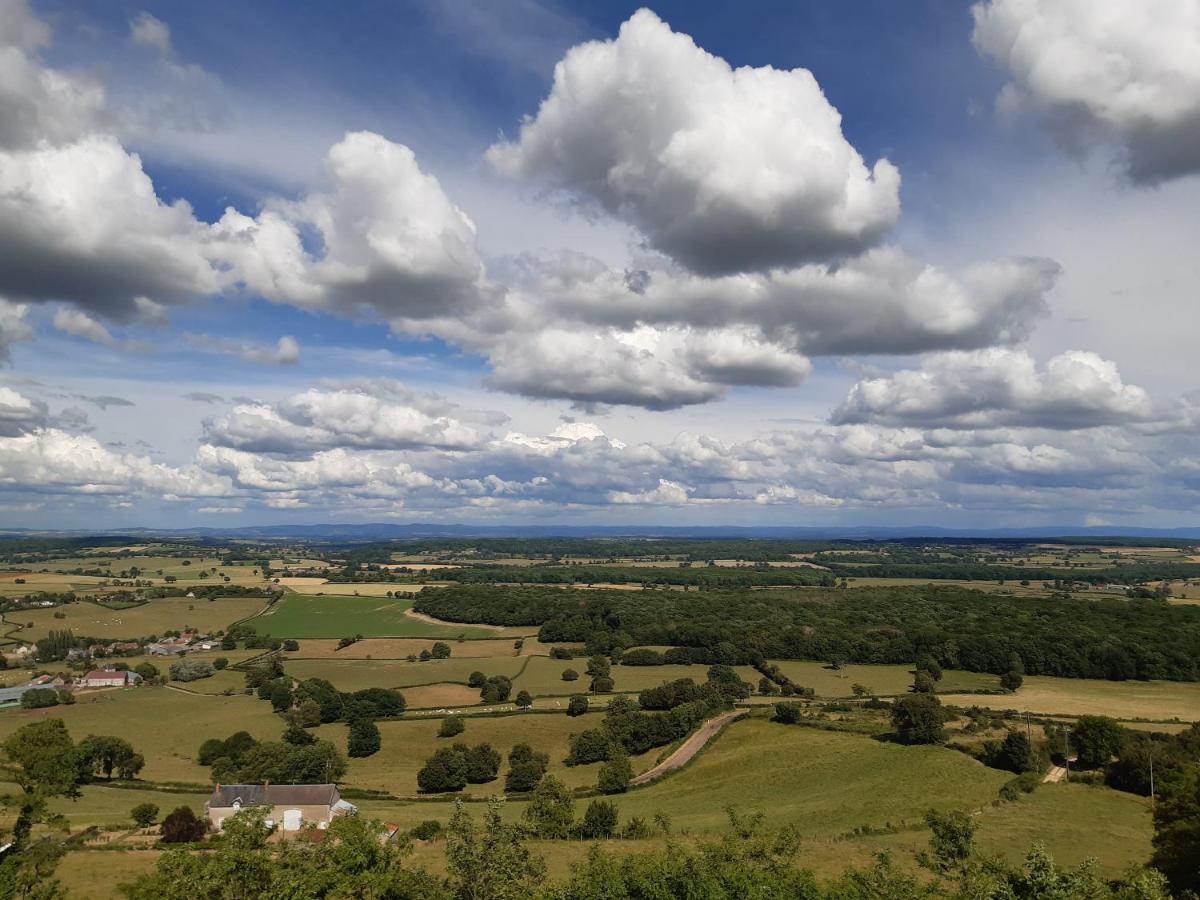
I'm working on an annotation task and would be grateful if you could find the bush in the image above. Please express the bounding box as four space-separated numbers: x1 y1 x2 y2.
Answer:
505 743 549 793
343 687 406 720
1000 669 1024 691
134 662 159 682
417 747 468 793
890 694 948 745
431 642 451 659
480 675 512 704
621 648 664 666
567 695 589 717
467 671 486 688
562 668 579 682
282 640 300 652
549 647 574 660
772 702 805 724
590 675 615 693
579 799 619 838
131 802 159 828
347 718 381 758
169 659 215 682
515 690 533 709
463 743 501 783
438 716 465 738
282 724 316 746
161 806 206 843
597 754 633 794
212 657 229 671
20 688 59 709
410 820 442 841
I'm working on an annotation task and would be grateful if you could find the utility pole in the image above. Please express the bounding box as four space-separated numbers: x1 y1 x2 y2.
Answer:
1148 744 1155 802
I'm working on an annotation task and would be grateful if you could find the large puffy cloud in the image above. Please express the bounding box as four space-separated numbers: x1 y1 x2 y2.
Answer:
213 131 489 321
0 428 230 497
0 385 46 435
832 349 1155 429
203 383 487 454
487 8 899 274
973 0 1200 183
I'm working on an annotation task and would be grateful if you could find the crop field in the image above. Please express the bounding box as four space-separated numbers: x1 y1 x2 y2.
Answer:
284 655 528 692
940 674 1200 722
250 594 502 639
0 686 283 784
5 596 269 642
315 710 659 795
765 660 1000 696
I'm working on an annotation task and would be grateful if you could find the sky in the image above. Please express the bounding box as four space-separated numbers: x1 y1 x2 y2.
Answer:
2 0 1200 530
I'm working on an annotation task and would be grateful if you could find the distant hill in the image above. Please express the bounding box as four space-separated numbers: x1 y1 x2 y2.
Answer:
3 522 1200 541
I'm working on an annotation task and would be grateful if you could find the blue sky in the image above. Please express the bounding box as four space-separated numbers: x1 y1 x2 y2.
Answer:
2 0 1200 529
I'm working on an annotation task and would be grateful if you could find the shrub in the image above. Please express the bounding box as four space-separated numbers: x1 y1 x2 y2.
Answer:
515 690 533 709
169 659 215 682
131 802 159 828
505 743 549 793
282 640 300 652
590 675 615 693
160 806 206 843
410 820 442 841
620 648 664 666
438 716 465 738
347 718 381 758
463 743 501 783
567 695 589 717
772 702 805 724
467 670 486 688
597 754 633 794
212 657 229 670
480 675 512 704
549 647 574 660
431 642 451 659
579 799 619 838
561 668 579 682
20 688 59 709
417 747 469 793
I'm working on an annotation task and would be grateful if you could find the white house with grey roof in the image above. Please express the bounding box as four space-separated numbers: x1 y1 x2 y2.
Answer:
206 783 356 833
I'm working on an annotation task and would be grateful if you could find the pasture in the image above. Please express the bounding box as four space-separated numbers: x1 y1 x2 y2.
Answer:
289 637 524 658
765 660 1000 696
6 596 269 642
250 594 502 639
0 686 283 784
316 710 659 795
283 655 528 692
940 674 1200 722
517 657 759 697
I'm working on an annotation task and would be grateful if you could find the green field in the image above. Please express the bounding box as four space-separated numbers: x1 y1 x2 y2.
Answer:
284 656 528 692
5 597 269 642
518 657 759 697
766 660 1000 696
0 687 283 784
315 710 658 795
250 594 500 639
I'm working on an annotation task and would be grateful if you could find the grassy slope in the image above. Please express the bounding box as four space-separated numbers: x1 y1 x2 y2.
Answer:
8 597 267 642
250 594 497 639
940 675 1200 721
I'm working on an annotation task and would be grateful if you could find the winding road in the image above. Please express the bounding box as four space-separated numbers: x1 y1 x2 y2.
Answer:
631 709 747 786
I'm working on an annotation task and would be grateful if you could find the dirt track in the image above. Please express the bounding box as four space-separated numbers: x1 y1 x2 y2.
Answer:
631 709 746 786
1042 764 1068 783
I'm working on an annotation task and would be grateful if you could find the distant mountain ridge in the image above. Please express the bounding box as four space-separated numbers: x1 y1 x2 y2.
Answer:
3 523 1200 541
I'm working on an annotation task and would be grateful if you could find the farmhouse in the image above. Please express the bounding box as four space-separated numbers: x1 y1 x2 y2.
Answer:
80 669 130 688
206 783 357 833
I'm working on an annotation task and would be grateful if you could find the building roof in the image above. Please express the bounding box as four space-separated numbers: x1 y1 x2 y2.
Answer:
209 783 340 808
84 670 125 681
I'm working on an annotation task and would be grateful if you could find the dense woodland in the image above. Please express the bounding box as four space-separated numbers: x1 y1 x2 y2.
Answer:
415 584 1200 681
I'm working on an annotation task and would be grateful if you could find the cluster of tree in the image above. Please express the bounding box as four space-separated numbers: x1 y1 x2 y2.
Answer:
34 629 78 662
505 743 549 792
423 564 835 589
415 583 1200 682
169 658 215 682
19 687 74 709
244 658 407 727
468 671 513 703
196 729 348 784
637 669 751 712
567 693 728 765
416 743 501 793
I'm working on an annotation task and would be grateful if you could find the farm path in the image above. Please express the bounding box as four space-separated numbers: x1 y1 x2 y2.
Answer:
1042 765 1068 784
631 709 746 786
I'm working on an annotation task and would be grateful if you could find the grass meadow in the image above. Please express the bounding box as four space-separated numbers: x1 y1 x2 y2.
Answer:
250 594 501 639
